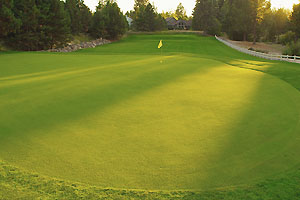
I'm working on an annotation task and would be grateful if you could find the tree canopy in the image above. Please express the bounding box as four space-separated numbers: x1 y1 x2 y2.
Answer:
131 1 166 31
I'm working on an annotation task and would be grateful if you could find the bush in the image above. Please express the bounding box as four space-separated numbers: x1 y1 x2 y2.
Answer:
278 31 297 45
283 40 300 56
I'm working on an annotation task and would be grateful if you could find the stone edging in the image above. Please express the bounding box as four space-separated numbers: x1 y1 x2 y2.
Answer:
43 38 111 52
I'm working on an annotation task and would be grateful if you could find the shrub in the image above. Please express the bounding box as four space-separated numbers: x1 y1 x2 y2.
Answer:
283 40 300 56
278 31 297 45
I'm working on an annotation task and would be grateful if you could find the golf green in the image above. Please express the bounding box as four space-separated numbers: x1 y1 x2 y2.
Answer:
0 34 300 191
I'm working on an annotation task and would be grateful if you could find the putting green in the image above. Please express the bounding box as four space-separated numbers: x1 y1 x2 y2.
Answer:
0 34 300 191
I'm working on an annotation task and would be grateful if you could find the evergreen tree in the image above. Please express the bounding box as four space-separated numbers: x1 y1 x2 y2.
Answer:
132 1 166 31
9 0 39 50
102 1 127 39
90 1 106 38
192 0 221 35
144 3 156 31
250 0 271 44
291 3 300 38
38 0 71 49
65 0 81 34
0 0 20 38
154 14 167 31
221 0 252 40
134 0 149 9
175 3 188 20
79 2 92 33
90 0 127 39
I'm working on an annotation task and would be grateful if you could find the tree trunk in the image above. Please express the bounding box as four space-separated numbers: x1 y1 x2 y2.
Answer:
253 21 257 44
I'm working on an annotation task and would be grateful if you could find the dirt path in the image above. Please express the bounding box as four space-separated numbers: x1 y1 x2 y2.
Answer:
223 38 286 55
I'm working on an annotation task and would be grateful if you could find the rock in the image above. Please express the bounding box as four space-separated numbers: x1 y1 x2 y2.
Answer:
41 38 111 52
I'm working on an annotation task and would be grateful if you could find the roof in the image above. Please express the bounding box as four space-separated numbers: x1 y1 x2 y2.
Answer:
166 17 177 26
166 18 192 27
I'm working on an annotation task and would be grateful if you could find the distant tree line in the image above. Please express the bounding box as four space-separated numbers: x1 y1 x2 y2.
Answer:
0 0 127 51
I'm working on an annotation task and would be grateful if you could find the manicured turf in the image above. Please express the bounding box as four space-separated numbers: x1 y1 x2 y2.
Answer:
0 33 300 198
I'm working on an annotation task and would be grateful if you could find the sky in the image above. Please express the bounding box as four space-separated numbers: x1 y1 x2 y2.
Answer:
84 0 300 16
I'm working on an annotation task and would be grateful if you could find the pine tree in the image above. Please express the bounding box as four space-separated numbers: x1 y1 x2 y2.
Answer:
79 2 92 33
291 3 300 38
221 0 252 40
42 0 71 48
102 1 127 39
175 3 188 20
9 0 39 50
192 0 221 35
90 1 106 38
134 0 149 9
144 3 156 31
0 0 20 38
250 0 271 44
90 0 127 39
65 0 82 34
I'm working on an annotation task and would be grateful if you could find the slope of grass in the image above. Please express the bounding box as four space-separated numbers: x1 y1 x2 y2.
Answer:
0 33 300 199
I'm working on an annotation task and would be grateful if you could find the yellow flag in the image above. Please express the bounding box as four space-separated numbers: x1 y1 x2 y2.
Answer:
158 40 163 49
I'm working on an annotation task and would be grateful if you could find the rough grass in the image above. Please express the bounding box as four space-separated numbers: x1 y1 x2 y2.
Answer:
0 33 300 199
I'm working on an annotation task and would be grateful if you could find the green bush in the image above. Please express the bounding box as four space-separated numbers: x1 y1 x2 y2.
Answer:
283 40 300 56
278 31 297 45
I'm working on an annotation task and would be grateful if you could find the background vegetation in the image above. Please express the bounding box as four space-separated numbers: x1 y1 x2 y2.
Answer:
192 0 300 55
0 0 127 51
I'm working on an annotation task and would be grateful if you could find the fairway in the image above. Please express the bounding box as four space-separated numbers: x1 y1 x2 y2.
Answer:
0 34 300 192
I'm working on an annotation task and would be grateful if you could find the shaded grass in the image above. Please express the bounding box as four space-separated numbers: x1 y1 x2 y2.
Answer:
0 33 300 199
1 160 300 199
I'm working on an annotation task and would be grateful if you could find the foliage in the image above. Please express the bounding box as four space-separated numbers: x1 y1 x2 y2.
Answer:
132 2 166 31
89 7 106 38
261 8 290 42
36 0 71 49
278 31 297 45
192 0 221 35
102 1 128 39
2 0 70 50
134 0 149 9
283 40 300 56
175 3 188 20
221 0 252 40
6 0 40 51
0 0 21 38
160 3 188 21
290 3 300 38
65 0 92 34
193 0 290 43
0 0 127 50
161 10 178 20
248 0 271 43
90 0 127 39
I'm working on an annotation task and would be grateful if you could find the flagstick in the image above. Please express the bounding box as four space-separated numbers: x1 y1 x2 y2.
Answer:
160 40 163 63
160 47 162 63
